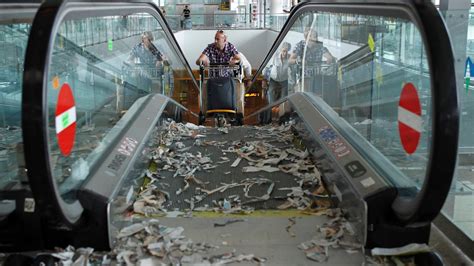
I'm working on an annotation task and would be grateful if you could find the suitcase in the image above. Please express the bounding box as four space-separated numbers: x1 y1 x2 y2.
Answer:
207 77 236 110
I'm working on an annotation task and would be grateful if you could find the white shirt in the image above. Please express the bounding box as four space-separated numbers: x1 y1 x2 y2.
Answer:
270 53 290 82
239 53 252 78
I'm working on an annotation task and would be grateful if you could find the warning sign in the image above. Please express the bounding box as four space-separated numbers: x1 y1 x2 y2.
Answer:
398 83 422 154
55 83 76 156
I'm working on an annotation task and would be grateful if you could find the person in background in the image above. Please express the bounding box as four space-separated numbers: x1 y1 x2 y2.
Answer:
263 41 292 103
236 52 252 116
182 5 191 29
289 27 335 94
126 31 168 93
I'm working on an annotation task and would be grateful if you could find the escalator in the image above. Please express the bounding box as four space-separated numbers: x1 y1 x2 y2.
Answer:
249 0 458 256
1 0 460 264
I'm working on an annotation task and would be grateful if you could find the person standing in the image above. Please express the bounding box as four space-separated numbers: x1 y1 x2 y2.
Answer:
263 42 292 103
196 30 241 75
123 31 168 107
289 27 335 95
182 5 192 29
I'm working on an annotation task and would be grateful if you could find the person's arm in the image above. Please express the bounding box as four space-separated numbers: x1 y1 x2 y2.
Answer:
289 53 299 65
229 53 241 65
196 53 209 66
243 59 252 87
289 42 303 65
156 52 170 67
244 64 252 79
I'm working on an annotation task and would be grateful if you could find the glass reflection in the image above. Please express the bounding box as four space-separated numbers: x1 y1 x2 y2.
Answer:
0 23 31 190
46 13 187 202
260 10 432 194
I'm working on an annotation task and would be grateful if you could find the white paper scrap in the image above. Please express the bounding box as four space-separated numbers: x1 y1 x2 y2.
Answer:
231 157 242 168
371 243 431 256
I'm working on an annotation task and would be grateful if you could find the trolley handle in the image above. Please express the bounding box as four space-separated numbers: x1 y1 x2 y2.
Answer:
205 63 242 71
209 62 229 66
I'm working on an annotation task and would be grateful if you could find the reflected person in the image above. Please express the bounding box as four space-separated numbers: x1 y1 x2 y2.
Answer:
127 31 168 93
289 27 335 95
263 42 292 103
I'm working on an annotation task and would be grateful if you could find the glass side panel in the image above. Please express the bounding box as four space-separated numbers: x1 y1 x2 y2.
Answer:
260 10 432 196
0 22 32 191
439 7 474 240
46 12 192 203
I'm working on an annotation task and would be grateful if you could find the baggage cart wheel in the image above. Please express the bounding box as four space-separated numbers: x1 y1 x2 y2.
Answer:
236 112 243 126
198 111 205 125
33 254 60 266
215 114 225 127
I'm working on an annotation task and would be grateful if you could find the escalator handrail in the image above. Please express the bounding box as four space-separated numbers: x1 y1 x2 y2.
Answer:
250 0 458 225
21 0 200 227
392 0 458 224
22 0 84 228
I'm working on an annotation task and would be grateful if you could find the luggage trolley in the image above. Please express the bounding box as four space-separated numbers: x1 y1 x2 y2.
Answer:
198 62 244 126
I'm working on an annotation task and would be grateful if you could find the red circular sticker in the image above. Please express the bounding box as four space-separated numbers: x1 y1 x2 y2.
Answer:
55 83 76 156
398 83 422 154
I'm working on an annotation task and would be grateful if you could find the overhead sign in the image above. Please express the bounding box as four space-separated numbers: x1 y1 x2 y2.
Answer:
398 82 422 155
55 83 77 156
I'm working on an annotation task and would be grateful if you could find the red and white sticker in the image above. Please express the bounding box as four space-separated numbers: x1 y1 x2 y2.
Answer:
398 83 422 154
55 83 76 156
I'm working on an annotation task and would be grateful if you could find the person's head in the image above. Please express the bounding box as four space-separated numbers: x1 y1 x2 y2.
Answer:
280 42 291 57
141 31 154 48
308 30 318 42
185 5 188 8
214 30 227 50
303 27 318 47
